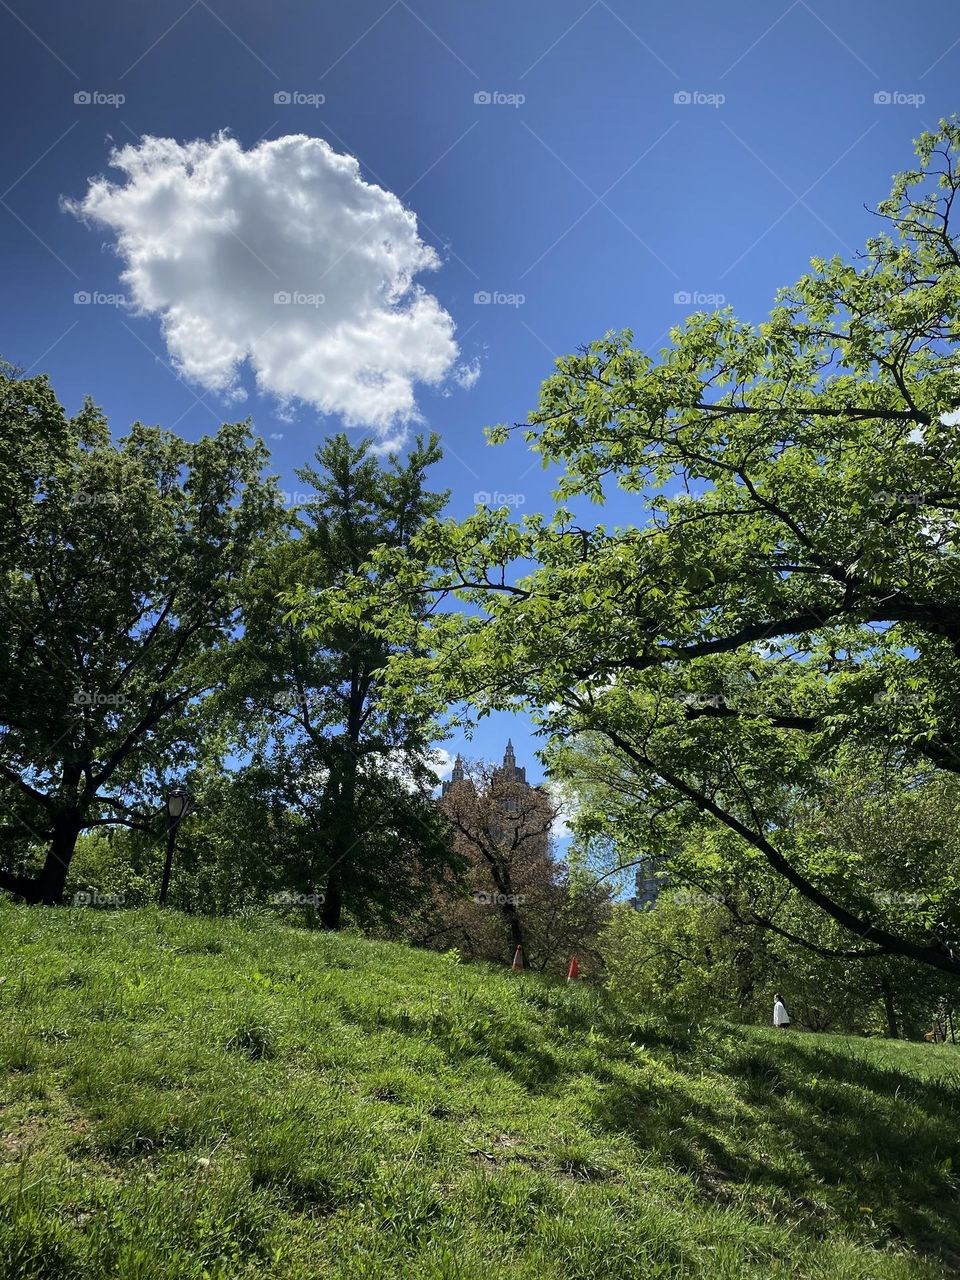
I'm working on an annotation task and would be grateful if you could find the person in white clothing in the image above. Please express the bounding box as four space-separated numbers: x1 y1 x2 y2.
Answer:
773 993 791 1029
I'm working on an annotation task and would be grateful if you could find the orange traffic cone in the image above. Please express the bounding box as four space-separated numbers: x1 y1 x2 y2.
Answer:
567 954 580 982
512 945 525 971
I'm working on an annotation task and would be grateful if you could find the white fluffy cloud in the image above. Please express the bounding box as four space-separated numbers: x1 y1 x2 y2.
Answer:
66 133 464 432
428 747 457 780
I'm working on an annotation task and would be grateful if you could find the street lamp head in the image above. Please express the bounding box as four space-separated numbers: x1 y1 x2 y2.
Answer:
166 786 190 820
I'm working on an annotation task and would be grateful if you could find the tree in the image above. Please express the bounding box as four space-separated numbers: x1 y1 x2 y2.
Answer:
601 879 959 1039
0 368 279 904
600 896 772 1023
379 119 960 977
234 433 457 930
552 730 960 950
434 756 547 967
580 721 960 1037
404 755 609 973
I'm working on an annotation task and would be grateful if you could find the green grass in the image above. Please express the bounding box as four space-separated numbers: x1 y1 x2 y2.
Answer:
1 905 960 1278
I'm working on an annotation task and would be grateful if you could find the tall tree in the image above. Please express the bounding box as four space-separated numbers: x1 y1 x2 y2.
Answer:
379 120 960 977
234 433 455 929
0 368 279 904
566 732 960 1031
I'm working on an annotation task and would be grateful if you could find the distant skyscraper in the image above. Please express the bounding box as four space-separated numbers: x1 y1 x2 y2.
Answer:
629 856 667 909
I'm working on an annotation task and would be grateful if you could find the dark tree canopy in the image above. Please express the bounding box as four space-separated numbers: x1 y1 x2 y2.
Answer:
0 367 279 903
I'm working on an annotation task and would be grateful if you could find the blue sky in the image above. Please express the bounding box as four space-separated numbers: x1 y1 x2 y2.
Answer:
2 0 957 783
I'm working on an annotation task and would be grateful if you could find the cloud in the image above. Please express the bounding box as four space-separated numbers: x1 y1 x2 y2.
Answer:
377 745 455 795
429 747 457 779
551 808 574 840
453 357 481 390
65 133 461 433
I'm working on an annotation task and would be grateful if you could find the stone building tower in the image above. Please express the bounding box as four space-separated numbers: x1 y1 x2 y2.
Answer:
441 740 527 796
440 742 551 861
440 752 468 797
494 739 525 784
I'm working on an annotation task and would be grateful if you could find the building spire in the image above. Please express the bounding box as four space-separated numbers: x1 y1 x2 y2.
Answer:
497 739 525 784
441 751 468 797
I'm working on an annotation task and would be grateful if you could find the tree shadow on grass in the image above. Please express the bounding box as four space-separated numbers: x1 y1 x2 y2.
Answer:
587 1030 960 1270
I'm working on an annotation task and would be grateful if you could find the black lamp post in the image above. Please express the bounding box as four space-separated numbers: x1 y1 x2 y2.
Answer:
159 785 191 906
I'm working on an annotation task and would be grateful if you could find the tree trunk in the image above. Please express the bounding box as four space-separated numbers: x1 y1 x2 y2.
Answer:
502 896 528 967
881 975 899 1040
321 870 343 930
320 739 359 932
33 811 82 905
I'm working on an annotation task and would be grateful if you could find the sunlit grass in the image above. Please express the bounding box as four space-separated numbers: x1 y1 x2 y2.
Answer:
2 904 959 1278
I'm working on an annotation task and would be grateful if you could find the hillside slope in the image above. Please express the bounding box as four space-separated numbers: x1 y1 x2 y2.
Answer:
1 905 959 1279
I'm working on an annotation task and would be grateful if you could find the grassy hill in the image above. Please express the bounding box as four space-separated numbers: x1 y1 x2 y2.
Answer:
2 906 960 1279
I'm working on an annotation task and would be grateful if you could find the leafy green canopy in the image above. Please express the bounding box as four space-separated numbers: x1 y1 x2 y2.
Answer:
572 732 960 1028
0 367 279 903
366 120 960 975
237 433 458 928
